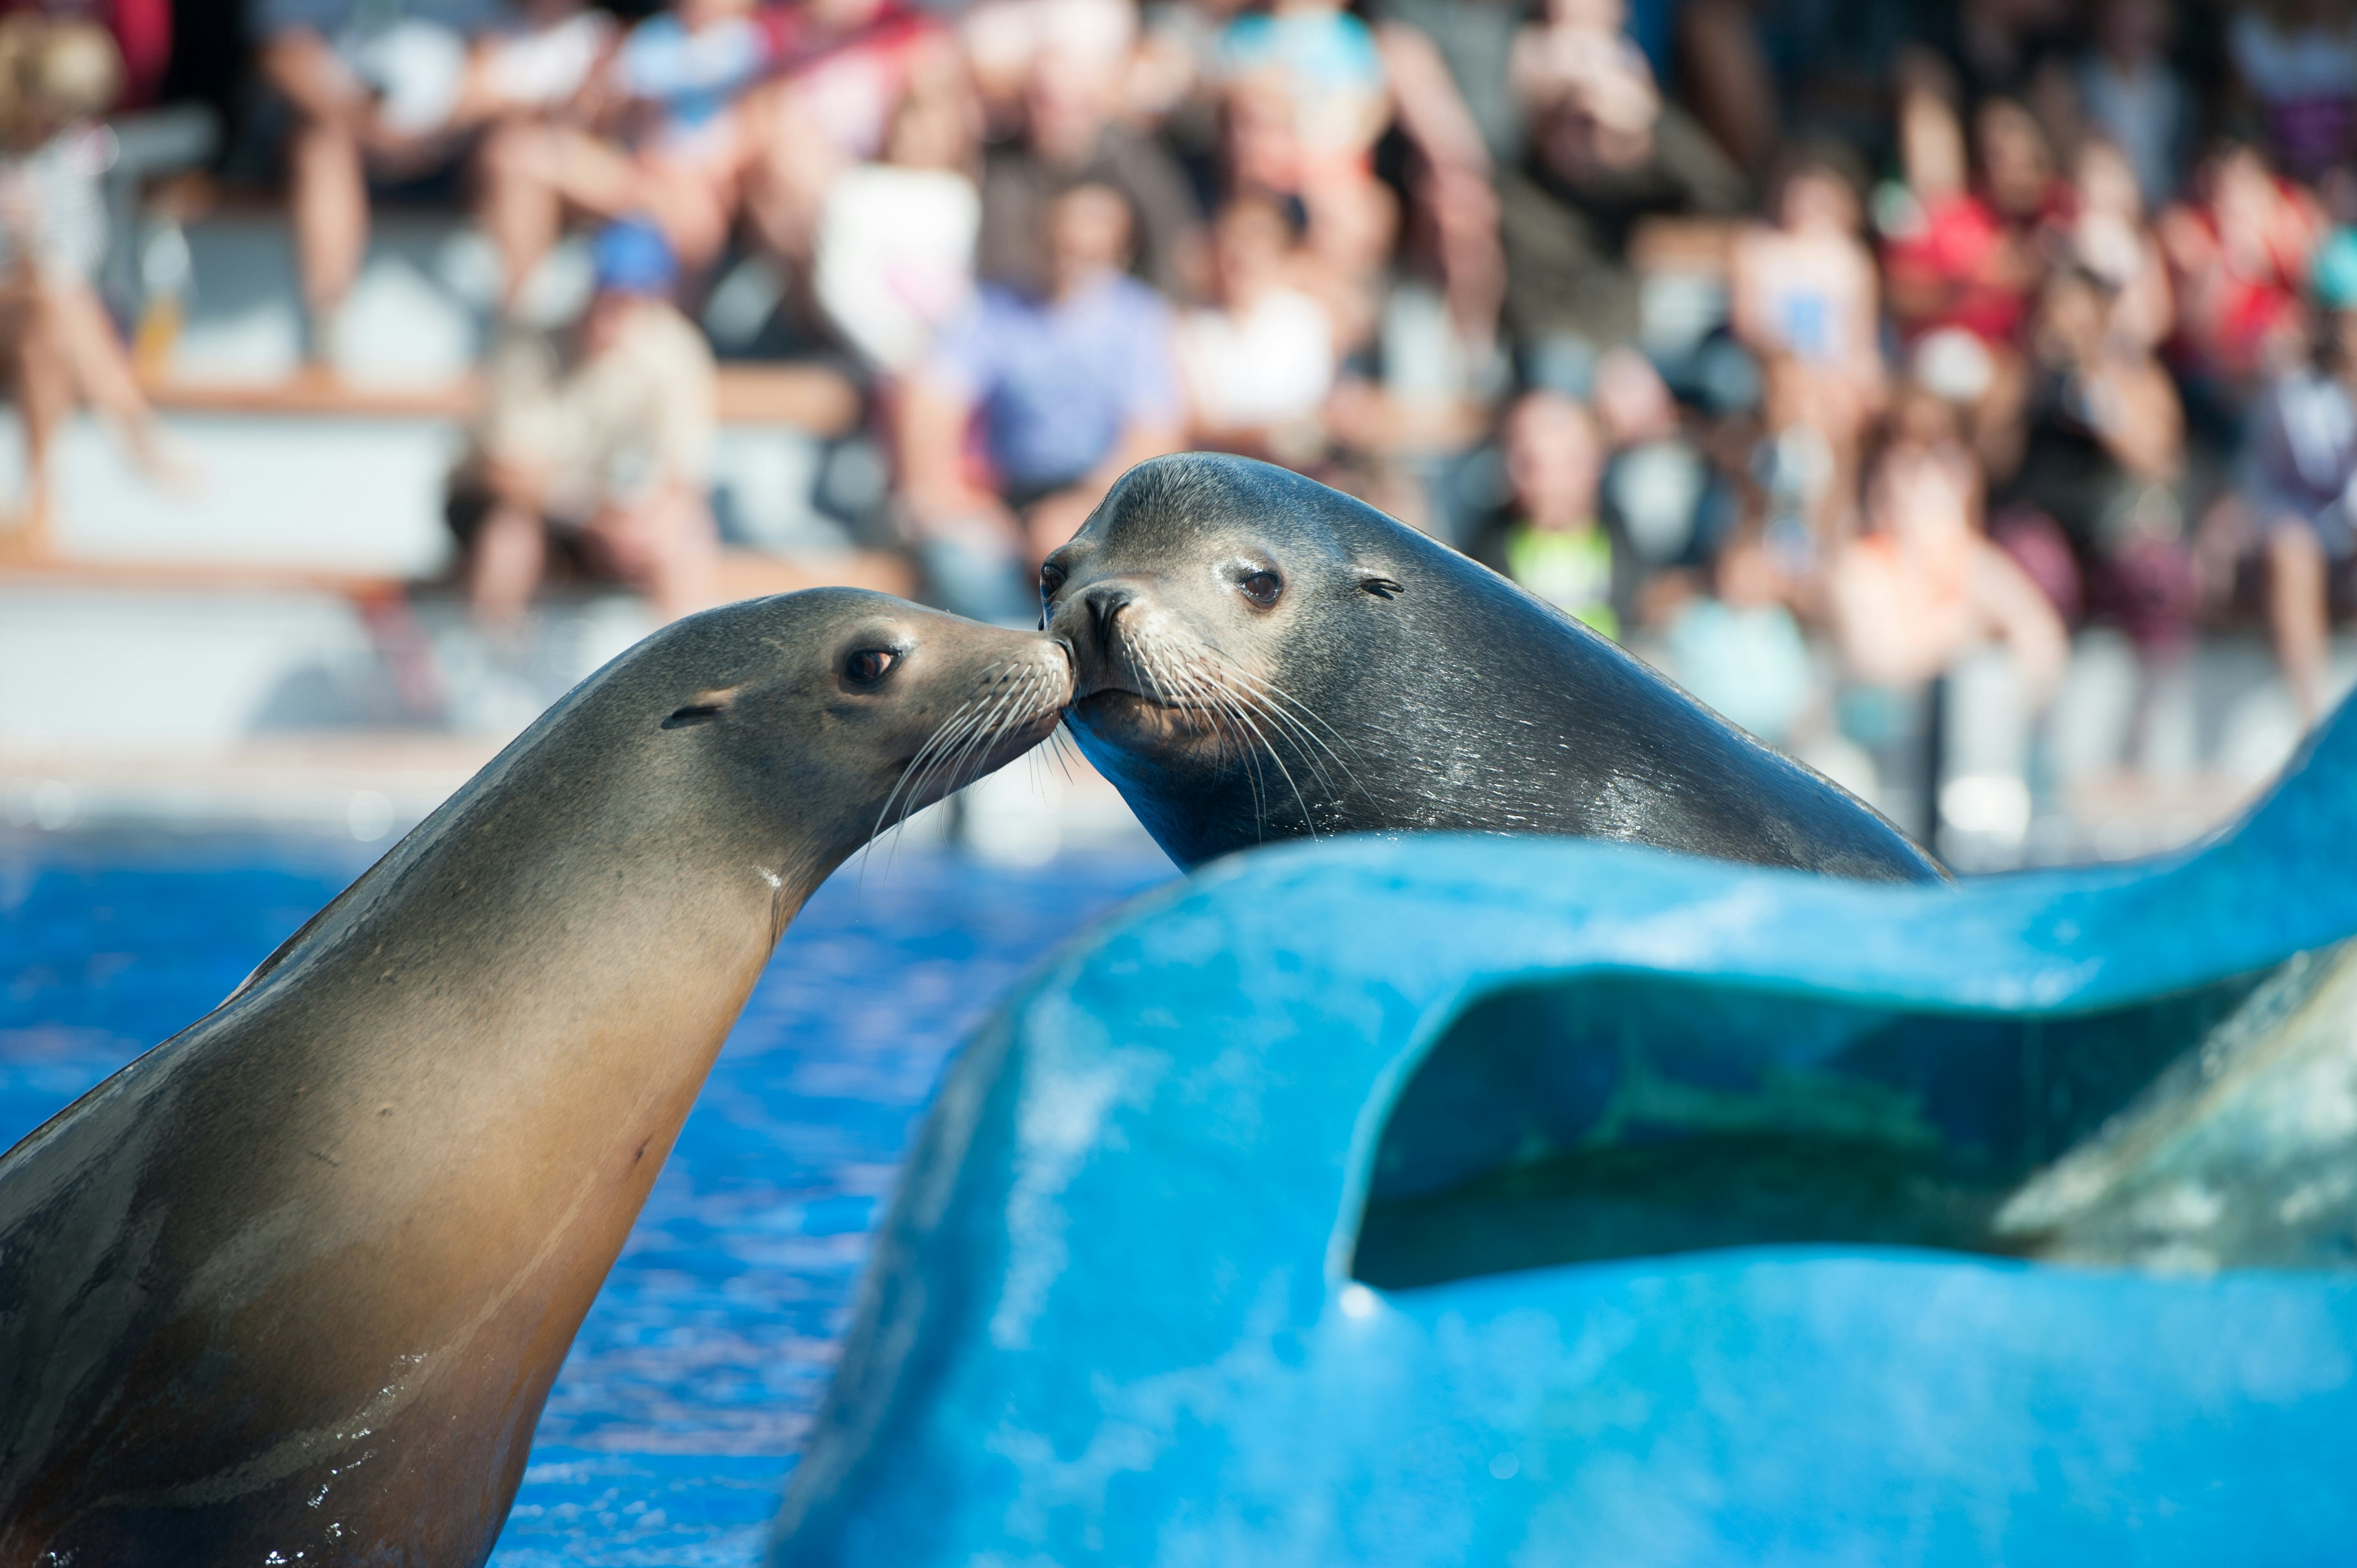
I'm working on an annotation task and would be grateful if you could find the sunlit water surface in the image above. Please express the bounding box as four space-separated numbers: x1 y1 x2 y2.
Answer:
0 837 1172 1566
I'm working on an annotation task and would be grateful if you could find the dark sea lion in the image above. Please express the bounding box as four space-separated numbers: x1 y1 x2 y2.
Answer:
1042 453 1942 880
0 589 1069 1567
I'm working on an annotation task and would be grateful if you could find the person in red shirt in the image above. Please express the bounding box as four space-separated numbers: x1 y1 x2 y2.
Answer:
1880 74 2042 478
2159 141 2325 397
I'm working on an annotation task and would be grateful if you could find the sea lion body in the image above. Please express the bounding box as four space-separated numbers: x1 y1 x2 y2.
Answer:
1045 453 1942 880
0 590 1069 1566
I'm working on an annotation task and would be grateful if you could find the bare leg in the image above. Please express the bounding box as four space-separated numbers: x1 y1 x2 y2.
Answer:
289 120 370 357
468 499 548 629
2266 522 2331 725
12 285 72 551
258 30 374 356
45 277 177 479
478 120 576 311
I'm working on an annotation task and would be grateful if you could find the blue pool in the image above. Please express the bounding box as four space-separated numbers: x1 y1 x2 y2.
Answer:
0 836 1174 1566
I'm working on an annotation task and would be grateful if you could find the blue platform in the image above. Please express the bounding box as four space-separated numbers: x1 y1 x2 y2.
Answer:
774 706 2357 1564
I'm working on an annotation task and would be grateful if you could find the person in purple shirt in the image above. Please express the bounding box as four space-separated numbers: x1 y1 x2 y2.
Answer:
899 180 1184 622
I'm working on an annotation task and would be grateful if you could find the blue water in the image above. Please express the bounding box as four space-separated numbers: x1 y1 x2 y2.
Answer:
0 837 1173 1566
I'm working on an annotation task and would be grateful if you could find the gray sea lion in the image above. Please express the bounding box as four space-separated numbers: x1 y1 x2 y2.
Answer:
1043 453 1942 880
0 589 1069 1567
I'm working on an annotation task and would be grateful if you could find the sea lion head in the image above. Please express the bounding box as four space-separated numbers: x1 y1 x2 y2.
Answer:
1041 453 1424 863
620 587 1072 868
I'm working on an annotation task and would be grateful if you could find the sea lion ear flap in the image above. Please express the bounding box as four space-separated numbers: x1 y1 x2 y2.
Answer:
661 688 742 729
1359 575 1405 600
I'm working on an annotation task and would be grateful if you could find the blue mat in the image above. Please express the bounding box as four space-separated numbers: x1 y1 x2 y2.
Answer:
0 838 1172 1565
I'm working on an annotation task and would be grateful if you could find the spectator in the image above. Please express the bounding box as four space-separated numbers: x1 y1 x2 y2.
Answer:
2075 0 2188 209
1497 25 1745 391
1880 74 2037 475
253 0 501 359
741 0 960 269
460 0 615 129
1370 0 1510 337
1175 195 1335 458
975 38 1205 303
446 220 719 628
1732 144 1885 549
1830 405 2068 702
898 181 1183 619
2227 0 2357 185
0 17 179 533
2238 231 2357 722
813 83 980 374
2160 141 2325 395
477 0 773 306
1975 95 2068 259
2061 137 2173 357
1214 0 1392 290
2003 264 2197 665
1661 532 1815 746
1466 390 1619 636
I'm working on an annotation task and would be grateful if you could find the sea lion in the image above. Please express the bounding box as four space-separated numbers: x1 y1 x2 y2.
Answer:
0 589 1069 1567
1043 453 1942 880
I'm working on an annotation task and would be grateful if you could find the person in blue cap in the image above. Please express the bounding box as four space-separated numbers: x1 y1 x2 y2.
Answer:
444 216 722 628
2238 227 2357 725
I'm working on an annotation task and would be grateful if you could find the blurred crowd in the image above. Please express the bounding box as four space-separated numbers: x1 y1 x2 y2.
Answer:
11 0 2357 834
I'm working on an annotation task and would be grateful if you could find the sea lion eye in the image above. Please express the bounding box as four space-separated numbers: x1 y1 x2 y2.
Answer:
1039 561 1068 600
845 647 900 683
1238 569 1283 606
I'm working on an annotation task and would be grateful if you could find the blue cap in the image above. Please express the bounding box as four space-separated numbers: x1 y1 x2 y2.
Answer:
2317 227 2357 312
590 218 677 297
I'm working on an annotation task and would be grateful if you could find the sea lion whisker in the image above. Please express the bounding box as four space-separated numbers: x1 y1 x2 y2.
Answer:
1214 662 1365 773
872 701 976 839
1045 721 1082 782
941 667 1044 798
1224 680 1362 803
1202 672 1319 839
1168 653 1270 824
858 698 981 888
1182 649 1354 803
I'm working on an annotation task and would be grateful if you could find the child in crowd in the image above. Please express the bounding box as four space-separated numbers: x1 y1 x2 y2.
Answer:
741 0 959 269
1214 0 1388 201
1216 0 1394 329
1662 532 1814 746
0 17 179 543
1831 393 2067 703
1733 145 1884 553
2238 232 2357 723
1468 389 1620 637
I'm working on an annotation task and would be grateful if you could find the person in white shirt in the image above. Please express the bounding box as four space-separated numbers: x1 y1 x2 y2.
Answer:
1175 195 1336 458
814 85 979 374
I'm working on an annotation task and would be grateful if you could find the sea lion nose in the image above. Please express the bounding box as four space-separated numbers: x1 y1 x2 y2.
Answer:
1081 584 1135 649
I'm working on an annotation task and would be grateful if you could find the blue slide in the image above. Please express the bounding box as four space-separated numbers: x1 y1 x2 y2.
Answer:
774 700 2357 1565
